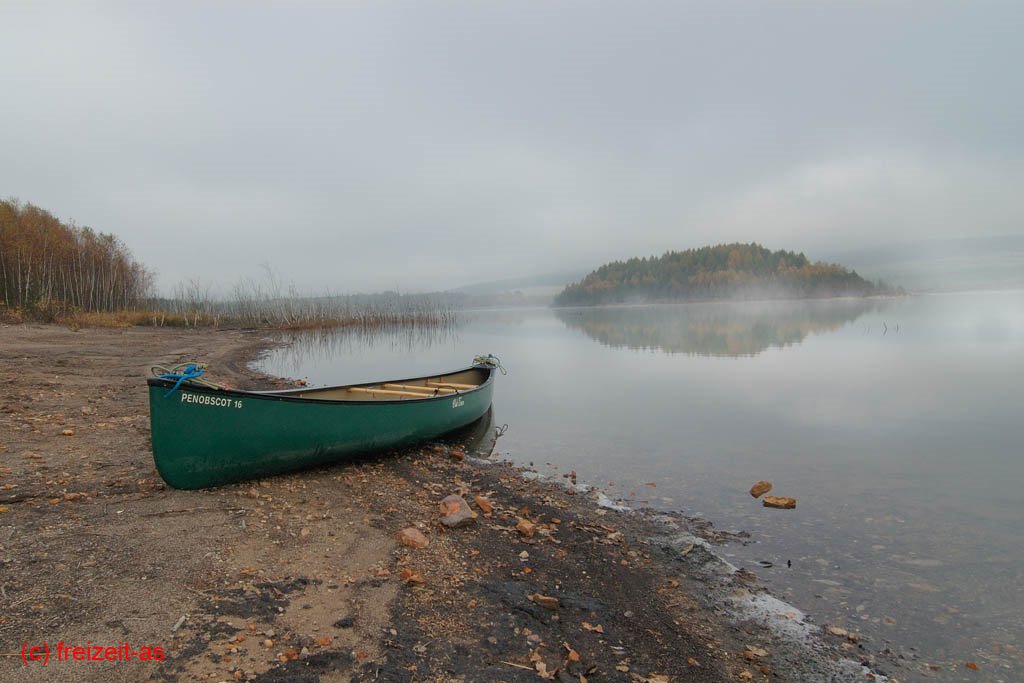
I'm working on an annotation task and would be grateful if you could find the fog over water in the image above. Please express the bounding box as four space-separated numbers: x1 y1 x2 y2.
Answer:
2 3 1022 293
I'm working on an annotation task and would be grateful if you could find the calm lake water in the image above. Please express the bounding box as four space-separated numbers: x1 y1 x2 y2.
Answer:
257 291 1024 682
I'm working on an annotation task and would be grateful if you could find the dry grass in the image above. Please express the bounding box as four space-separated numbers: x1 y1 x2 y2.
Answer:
63 309 220 329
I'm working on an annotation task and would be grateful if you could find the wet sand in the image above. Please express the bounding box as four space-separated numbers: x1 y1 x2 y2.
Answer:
0 324 879 682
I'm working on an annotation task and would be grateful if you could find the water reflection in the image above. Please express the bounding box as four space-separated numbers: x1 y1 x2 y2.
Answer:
439 407 501 459
264 320 462 378
555 298 887 356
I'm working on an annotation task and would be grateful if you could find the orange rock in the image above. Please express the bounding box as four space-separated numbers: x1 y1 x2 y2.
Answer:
449 449 465 461
439 495 477 528
528 593 559 610
399 568 426 584
763 496 796 509
749 481 772 498
473 495 493 515
398 527 430 548
516 518 537 538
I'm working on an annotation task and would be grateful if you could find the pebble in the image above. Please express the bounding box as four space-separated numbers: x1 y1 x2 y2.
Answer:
398 527 429 548
528 593 559 610
763 495 797 509
516 518 536 538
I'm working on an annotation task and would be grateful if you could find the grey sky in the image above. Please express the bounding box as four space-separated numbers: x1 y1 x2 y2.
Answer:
2 2 1021 294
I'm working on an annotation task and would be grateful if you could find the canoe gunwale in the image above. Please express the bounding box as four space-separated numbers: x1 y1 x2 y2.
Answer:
146 364 495 406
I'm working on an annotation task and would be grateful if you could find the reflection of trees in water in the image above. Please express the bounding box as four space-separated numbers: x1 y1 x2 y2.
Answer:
555 299 886 357
260 320 461 375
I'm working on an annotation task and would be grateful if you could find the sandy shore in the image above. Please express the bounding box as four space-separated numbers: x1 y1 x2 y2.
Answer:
0 324 881 682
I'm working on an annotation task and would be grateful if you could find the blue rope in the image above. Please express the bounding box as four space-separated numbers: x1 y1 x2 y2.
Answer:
159 363 205 398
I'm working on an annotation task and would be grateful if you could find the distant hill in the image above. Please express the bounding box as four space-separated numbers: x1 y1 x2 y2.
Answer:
451 269 587 307
554 243 891 307
826 235 1024 293
452 270 587 296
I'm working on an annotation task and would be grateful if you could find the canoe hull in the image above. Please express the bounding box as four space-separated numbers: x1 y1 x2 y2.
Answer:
147 366 494 489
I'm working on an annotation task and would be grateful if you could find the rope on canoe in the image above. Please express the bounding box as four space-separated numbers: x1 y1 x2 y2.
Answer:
151 362 224 398
473 354 507 375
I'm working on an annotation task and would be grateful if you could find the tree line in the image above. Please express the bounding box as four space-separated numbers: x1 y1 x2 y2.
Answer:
1 198 459 329
0 199 153 317
554 243 894 306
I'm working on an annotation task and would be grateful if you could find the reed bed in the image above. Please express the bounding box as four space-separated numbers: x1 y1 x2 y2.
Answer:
49 277 459 331
2 268 461 331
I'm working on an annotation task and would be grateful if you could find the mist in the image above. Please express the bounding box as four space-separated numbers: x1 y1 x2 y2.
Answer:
2 2 1021 295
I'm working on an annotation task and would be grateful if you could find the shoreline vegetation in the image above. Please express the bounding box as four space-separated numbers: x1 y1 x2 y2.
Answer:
554 243 901 307
1 198 457 330
4 200 900 330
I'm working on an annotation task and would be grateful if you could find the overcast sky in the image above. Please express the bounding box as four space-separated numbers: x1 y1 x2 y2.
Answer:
2 2 1021 293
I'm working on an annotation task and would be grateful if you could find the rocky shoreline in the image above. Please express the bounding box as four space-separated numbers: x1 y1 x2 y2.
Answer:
0 324 884 682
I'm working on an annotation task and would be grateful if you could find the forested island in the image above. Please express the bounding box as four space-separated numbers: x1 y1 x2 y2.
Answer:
554 243 894 306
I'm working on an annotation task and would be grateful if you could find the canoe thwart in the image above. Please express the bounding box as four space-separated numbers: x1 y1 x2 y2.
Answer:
383 383 455 394
426 381 478 390
348 386 432 398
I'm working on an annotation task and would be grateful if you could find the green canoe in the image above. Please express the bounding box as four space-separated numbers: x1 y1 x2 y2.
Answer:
147 360 497 489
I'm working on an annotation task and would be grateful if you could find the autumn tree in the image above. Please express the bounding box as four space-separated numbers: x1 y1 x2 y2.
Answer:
0 198 154 317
